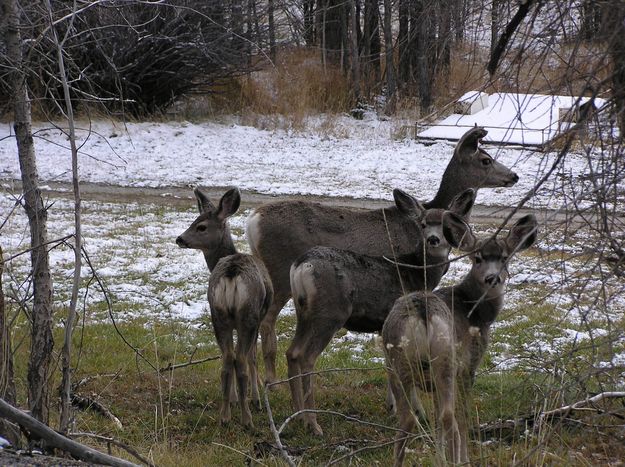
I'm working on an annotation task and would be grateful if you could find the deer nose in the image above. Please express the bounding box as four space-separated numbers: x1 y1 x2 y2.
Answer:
511 173 519 183
427 235 440 247
176 236 187 248
485 274 501 286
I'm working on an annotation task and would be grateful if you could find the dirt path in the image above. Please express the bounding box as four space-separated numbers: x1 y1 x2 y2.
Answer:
1 179 585 226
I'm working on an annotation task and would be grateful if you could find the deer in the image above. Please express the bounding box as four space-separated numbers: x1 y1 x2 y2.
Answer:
246 126 519 385
382 214 538 466
285 188 476 436
176 187 273 429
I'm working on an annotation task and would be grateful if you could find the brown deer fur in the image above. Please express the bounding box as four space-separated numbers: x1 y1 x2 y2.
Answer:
286 189 476 436
176 188 273 429
247 127 519 384
382 214 538 465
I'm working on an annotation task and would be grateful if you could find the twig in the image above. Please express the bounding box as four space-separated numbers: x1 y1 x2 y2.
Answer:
327 433 429 466
540 391 625 421
262 384 296 467
278 409 409 437
211 442 267 466
70 392 123 429
158 354 221 373
0 235 73 265
477 391 625 440
81 248 158 372
70 432 154 467
266 366 386 389
72 373 120 391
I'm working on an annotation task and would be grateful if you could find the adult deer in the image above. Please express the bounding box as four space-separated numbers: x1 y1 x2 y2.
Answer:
176 187 273 429
382 214 538 466
286 189 475 436
247 127 519 384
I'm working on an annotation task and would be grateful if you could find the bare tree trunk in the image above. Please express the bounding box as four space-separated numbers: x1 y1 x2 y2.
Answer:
491 0 501 60
3 0 54 428
350 0 361 101
268 0 276 62
487 0 538 77
453 0 464 41
363 0 381 82
415 0 431 110
438 1 451 68
397 0 410 84
382 0 396 114
604 1 625 140
231 0 245 54
0 247 20 447
43 0 82 434
303 0 315 45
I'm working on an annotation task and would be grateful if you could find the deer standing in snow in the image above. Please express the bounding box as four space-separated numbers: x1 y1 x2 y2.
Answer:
247 127 519 384
382 214 538 465
176 187 273 429
286 189 476 436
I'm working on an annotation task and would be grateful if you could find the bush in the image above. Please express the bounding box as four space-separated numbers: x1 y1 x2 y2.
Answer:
1 1 262 118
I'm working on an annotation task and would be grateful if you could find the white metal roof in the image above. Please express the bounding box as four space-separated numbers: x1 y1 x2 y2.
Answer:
417 92 605 147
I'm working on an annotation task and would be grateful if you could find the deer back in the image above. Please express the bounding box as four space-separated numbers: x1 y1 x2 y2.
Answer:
289 192 474 333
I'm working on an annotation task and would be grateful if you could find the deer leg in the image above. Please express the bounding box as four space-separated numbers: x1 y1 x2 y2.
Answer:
390 374 416 467
215 331 235 425
235 323 258 429
286 339 306 425
432 357 461 465
248 330 261 410
286 314 314 426
259 291 289 386
455 376 472 465
298 320 343 437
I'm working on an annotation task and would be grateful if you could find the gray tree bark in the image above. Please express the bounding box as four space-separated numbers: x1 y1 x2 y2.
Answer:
382 0 396 114
268 0 276 61
0 398 138 467
604 1 625 140
350 0 361 101
3 0 54 427
43 0 82 434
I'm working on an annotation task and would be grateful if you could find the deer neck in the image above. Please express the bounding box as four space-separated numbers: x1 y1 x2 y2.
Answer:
395 248 449 291
425 162 474 209
203 232 237 272
453 275 504 327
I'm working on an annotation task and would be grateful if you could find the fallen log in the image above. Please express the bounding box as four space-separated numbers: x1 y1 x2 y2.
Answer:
0 398 139 467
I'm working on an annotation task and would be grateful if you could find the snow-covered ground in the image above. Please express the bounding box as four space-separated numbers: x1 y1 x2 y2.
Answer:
1 115 624 372
0 116 602 210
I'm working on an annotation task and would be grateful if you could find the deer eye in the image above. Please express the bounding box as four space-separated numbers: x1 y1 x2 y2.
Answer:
197 224 207 232
481 158 492 166
474 255 482 264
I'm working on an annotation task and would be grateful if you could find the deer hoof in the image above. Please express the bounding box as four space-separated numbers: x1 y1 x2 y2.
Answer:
309 422 324 437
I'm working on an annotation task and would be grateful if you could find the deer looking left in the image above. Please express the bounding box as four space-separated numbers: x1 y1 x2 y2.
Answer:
176 187 273 429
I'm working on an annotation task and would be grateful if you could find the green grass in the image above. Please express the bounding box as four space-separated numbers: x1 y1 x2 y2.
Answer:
6 302 623 467
3 197 624 466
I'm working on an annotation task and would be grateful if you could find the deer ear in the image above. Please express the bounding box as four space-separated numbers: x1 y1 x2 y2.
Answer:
393 189 425 218
194 187 215 214
442 212 475 250
456 126 487 159
217 188 241 220
448 188 475 219
505 214 538 253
